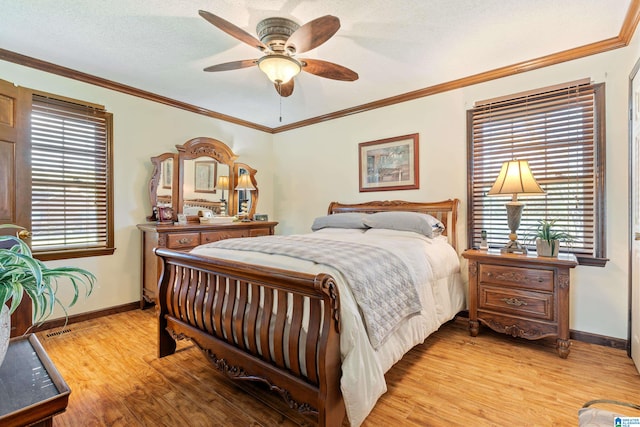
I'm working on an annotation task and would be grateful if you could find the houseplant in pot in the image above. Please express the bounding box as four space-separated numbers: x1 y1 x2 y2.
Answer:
530 219 574 257
0 224 95 365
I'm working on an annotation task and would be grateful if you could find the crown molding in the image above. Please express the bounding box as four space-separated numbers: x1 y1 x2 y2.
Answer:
0 48 272 133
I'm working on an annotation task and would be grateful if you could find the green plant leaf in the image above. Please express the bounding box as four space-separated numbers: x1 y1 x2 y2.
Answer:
0 224 95 323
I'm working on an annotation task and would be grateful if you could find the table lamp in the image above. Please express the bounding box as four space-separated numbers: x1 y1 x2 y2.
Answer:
235 174 255 221
215 175 229 216
487 159 545 254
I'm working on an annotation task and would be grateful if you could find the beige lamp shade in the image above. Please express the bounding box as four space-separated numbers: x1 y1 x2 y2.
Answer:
215 175 229 191
235 174 256 191
257 54 301 84
487 160 545 199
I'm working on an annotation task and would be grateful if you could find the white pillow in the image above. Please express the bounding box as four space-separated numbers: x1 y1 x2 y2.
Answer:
362 211 444 238
311 213 369 231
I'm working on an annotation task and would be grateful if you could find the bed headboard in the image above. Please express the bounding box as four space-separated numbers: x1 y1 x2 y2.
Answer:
327 199 460 252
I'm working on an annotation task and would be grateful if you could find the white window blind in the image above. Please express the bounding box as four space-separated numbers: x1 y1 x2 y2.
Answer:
31 94 114 258
467 81 606 265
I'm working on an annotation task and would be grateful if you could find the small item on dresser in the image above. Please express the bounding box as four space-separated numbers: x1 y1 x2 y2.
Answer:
157 207 174 223
254 214 268 221
200 216 235 224
480 230 488 250
176 214 187 225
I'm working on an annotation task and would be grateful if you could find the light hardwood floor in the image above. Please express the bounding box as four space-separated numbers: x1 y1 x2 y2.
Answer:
36 309 640 426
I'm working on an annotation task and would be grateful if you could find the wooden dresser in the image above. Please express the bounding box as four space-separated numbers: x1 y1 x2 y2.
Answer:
136 221 278 308
462 249 577 358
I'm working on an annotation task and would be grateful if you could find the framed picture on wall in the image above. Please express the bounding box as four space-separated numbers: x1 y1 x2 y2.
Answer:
194 161 217 193
358 133 419 192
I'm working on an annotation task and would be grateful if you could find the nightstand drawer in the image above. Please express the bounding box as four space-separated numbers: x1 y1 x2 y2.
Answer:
480 264 553 292
479 285 554 320
167 233 200 249
201 229 247 243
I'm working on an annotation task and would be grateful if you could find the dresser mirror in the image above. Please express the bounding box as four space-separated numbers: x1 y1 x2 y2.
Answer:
147 137 260 221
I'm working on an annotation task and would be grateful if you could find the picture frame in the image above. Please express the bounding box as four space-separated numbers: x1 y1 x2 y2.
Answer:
157 206 174 223
162 159 172 189
194 161 217 193
358 133 419 192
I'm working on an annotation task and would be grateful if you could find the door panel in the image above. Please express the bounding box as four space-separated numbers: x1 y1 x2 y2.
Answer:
0 79 32 336
0 141 15 221
631 67 640 374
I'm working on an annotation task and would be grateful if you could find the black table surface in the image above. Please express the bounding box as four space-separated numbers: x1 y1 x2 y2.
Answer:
0 334 69 418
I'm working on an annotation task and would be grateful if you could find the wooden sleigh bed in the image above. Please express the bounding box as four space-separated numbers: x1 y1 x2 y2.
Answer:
154 199 461 426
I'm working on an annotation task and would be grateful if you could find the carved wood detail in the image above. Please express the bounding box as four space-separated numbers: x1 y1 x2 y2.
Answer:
558 272 570 289
556 339 571 359
485 319 546 339
166 327 319 415
468 261 477 278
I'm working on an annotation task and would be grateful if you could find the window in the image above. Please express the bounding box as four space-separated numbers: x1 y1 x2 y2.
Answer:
467 80 606 266
30 93 114 260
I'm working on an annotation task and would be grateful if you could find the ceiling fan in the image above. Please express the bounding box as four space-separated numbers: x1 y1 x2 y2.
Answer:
199 10 359 97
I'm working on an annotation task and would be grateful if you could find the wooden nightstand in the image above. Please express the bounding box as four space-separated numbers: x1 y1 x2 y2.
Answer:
462 249 578 358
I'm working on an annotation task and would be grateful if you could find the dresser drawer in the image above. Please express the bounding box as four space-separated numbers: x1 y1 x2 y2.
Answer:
249 227 271 237
479 285 554 321
201 229 247 243
480 264 553 292
166 232 200 249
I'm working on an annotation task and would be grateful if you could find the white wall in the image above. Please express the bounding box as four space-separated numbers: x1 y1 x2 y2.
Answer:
2 29 639 340
0 61 275 319
273 36 640 340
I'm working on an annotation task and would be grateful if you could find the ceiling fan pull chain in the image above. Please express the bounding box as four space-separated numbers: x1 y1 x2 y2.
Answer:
279 86 283 122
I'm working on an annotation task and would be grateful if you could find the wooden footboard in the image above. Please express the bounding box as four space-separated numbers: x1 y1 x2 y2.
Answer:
154 247 345 426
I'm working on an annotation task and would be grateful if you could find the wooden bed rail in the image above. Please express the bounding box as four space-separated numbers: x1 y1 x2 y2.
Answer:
155 247 345 426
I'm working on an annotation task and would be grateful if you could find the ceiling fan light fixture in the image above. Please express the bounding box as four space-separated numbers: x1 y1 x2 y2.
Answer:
257 55 301 84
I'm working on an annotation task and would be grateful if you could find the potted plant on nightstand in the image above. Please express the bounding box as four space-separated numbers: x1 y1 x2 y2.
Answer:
530 219 574 257
0 224 95 366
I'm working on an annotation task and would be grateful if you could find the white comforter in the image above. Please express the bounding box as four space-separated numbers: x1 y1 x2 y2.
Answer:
191 227 465 426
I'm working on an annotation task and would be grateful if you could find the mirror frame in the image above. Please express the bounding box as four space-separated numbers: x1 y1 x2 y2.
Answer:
233 163 259 219
148 152 178 221
177 137 238 219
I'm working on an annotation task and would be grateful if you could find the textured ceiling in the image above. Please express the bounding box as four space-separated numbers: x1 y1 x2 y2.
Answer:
0 1 632 129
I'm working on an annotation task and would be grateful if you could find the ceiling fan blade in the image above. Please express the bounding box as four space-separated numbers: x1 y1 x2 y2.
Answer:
300 58 359 81
203 59 257 72
199 10 268 52
285 15 340 54
274 80 294 97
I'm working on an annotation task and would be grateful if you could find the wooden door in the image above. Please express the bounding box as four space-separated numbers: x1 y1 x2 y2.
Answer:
630 64 640 374
0 79 32 336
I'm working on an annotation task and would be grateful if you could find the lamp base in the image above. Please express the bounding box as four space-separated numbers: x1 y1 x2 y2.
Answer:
501 201 527 254
500 239 528 254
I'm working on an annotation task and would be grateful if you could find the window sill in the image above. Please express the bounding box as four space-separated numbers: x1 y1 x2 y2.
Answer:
575 255 609 267
34 247 116 261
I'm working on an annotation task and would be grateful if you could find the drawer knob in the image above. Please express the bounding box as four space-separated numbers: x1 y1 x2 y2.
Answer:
178 238 191 244
500 297 528 307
